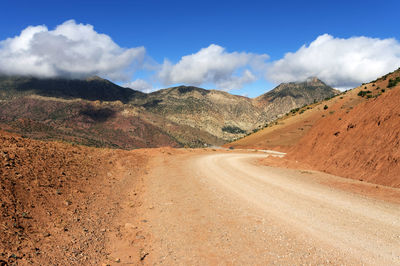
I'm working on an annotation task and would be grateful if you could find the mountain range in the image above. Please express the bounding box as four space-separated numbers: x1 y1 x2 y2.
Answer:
0 75 338 148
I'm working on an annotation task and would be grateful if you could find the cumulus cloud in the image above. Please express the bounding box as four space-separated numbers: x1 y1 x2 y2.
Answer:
267 34 400 88
0 20 145 80
123 79 154 93
158 44 268 90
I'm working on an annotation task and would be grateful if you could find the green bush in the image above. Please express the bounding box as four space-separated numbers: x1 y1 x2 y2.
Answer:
222 125 246 134
290 107 300 114
323 105 328 110
387 77 400 88
358 90 372 97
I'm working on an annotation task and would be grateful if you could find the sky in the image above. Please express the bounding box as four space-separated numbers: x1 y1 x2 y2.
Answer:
0 0 400 97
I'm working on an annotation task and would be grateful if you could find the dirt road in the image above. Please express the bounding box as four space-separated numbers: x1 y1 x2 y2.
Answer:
134 151 400 265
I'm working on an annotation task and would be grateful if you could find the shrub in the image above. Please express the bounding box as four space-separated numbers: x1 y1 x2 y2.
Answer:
323 105 328 110
290 107 300 114
222 126 246 134
357 90 371 97
381 88 385 93
387 77 400 88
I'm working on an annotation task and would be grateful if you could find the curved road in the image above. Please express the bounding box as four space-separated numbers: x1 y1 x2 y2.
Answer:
140 152 400 265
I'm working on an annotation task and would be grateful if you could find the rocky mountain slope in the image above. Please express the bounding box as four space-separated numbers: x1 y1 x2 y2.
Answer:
288 69 400 187
0 75 337 148
255 77 339 111
134 79 338 140
132 86 264 140
0 77 223 148
0 129 152 265
228 68 400 188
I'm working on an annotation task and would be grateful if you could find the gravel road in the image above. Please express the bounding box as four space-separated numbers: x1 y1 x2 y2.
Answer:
140 152 400 265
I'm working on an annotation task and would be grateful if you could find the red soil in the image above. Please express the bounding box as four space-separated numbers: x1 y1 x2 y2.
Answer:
288 76 400 188
0 131 148 265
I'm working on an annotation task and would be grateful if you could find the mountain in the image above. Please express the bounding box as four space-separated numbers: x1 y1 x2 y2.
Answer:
132 86 264 140
228 68 400 188
0 75 337 148
254 77 339 117
287 69 400 187
0 75 145 103
0 78 222 148
134 80 338 140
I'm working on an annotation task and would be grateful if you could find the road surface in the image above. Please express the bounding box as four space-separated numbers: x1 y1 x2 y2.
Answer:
136 151 400 265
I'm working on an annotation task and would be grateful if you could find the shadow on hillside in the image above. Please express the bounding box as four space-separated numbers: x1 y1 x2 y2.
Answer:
79 106 117 122
1 76 146 103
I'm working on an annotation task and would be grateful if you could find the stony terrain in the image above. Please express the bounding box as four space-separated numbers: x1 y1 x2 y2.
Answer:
1 70 400 265
0 75 337 148
230 68 400 188
288 69 400 187
135 78 338 140
0 130 150 265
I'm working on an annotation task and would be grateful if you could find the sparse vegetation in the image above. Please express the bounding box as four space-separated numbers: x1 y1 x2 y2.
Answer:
387 77 400 88
358 90 372 97
290 107 300 114
222 125 246 134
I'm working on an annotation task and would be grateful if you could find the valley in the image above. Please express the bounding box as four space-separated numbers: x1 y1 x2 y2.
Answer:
0 75 337 148
1 69 400 265
2 3 400 265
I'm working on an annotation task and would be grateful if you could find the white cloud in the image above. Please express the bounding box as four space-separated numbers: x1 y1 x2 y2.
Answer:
158 44 268 90
267 34 400 88
0 20 145 80
123 79 154 93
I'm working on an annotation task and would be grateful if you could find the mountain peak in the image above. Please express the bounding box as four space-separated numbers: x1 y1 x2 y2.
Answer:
255 77 337 104
304 77 327 86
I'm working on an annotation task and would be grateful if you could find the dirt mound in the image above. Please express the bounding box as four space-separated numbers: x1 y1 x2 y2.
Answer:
288 70 400 188
0 131 148 265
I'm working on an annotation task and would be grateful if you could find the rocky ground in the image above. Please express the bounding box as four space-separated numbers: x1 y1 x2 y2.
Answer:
230 69 400 189
0 130 149 265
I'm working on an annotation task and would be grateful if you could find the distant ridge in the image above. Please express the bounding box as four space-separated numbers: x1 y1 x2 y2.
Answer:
0 75 337 148
255 77 339 103
0 75 145 103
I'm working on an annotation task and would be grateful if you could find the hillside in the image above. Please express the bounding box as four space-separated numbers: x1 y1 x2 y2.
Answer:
132 86 264 140
0 75 145 103
288 68 400 187
254 77 339 110
226 78 338 149
0 75 337 148
0 78 224 148
230 68 400 188
134 81 337 140
0 130 149 264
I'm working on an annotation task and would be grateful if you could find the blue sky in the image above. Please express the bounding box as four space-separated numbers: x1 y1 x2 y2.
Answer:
1 0 400 97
